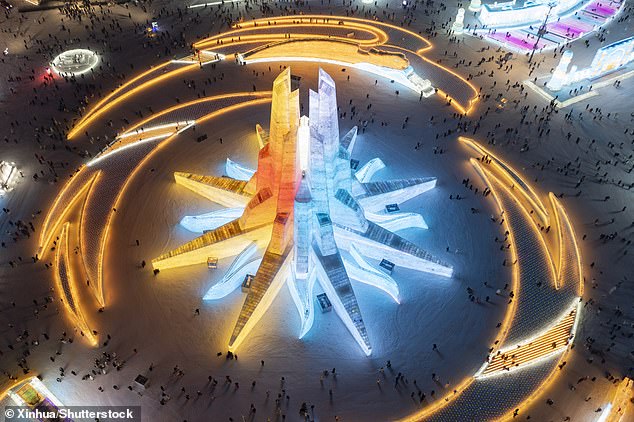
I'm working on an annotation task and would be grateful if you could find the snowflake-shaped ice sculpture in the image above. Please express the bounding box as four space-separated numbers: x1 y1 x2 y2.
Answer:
152 68 452 355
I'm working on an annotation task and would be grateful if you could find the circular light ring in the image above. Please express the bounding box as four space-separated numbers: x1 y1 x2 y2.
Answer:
51 49 99 77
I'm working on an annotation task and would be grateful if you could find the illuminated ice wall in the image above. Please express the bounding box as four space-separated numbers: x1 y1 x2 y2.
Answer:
548 36 634 91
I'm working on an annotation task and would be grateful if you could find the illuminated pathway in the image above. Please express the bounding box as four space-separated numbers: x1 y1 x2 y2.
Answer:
399 138 585 421
65 15 478 143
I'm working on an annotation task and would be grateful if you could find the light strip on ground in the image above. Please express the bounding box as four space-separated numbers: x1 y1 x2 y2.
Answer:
118 121 193 139
68 62 196 139
189 0 243 8
245 56 425 96
475 300 579 378
37 172 98 258
53 223 98 346
87 133 172 167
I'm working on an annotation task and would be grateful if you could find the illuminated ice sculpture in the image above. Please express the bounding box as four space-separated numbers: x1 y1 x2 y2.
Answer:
452 8 466 34
51 49 99 77
152 68 452 355
0 161 18 196
469 0 482 12
546 50 574 91
547 36 634 91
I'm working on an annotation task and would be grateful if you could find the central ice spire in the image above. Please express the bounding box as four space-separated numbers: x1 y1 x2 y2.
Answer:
298 116 311 172
153 68 453 356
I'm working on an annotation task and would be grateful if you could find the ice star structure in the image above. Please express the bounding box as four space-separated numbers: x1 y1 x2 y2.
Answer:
152 68 452 355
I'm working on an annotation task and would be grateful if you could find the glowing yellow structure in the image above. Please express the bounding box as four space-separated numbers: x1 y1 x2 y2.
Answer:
67 52 221 139
602 377 633 422
37 172 100 259
152 68 302 351
247 40 410 69
399 139 584 421
64 15 478 144
53 223 98 346
476 302 578 377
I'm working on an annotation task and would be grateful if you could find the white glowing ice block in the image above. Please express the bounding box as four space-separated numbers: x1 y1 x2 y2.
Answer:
365 210 428 231
204 242 261 300
287 266 317 338
226 158 256 181
355 158 386 183
343 244 400 303
0 161 18 195
180 207 244 233
334 223 453 278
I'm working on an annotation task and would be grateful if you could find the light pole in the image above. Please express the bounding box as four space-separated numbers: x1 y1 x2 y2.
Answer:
528 2 556 64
